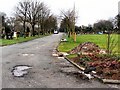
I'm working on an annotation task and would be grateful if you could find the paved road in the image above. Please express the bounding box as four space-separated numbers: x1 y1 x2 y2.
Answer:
1 33 120 88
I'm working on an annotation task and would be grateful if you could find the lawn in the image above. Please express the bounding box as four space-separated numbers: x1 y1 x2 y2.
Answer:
0 35 49 46
58 34 120 55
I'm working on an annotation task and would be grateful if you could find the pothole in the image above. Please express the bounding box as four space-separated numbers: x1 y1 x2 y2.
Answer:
11 65 32 77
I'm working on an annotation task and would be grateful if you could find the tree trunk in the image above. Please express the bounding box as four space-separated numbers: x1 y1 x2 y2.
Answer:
38 24 40 36
23 21 26 38
32 24 35 36
74 32 76 42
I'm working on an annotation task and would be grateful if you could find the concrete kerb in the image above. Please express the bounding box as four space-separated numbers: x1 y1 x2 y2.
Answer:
64 57 120 84
53 33 67 57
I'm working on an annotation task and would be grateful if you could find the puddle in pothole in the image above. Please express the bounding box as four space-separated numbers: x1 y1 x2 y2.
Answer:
11 65 32 77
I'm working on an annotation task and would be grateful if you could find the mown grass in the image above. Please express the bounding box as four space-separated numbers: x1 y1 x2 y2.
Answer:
58 34 120 55
0 35 49 46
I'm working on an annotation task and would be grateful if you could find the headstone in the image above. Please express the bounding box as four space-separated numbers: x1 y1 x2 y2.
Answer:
13 32 17 38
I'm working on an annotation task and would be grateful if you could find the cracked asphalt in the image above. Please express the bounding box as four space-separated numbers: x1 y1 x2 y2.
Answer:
1 33 120 88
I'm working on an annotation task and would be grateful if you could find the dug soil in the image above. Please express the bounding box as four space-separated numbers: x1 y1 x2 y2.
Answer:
68 42 120 80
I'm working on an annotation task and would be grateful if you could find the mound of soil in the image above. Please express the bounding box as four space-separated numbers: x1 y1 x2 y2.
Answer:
68 42 120 80
69 42 106 55
69 54 120 80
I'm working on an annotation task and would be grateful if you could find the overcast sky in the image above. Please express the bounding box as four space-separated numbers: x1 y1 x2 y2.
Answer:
0 0 119 26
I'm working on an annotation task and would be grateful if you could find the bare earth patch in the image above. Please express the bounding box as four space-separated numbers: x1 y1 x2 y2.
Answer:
68 42 120 80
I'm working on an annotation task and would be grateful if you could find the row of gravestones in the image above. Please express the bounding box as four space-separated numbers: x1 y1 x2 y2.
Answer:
0 26 31 39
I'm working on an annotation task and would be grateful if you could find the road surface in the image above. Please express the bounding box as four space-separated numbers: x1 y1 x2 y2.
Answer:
1 33 120 88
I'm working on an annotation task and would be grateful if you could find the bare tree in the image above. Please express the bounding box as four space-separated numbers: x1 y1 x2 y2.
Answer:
15 0 30 38
44 15 57 34
116 14 120 33
0 12 6 38
27 1 43 36
15 0 52 36
60 7 77 41
93 20 113 33
6 17 16 30
37 3 51 35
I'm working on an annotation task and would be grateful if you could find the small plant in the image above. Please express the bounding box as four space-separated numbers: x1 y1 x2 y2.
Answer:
79 56 91 67
79 56 91 61
106 32 118 55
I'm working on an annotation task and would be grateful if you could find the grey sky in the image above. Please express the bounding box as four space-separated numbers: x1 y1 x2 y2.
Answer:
0 0 119 26
118 1 120 15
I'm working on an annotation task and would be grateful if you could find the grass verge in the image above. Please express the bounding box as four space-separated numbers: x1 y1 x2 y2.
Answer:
58 34 120 55
0 34 49 46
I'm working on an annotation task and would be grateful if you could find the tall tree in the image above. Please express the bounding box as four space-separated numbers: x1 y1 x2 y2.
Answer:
6 17 16 30
93 20 113 33
44 15 57 34
37 3 50 35
0 12 6 38
15 0 51 36
27 1 43 36
116 14 120 33
60 8 77 41
15 0 30 38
